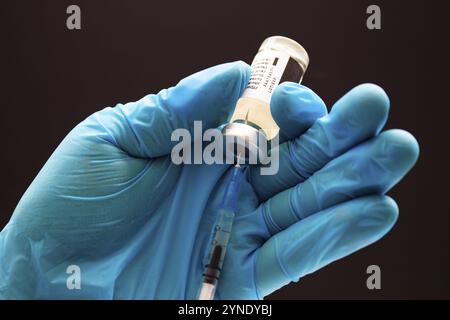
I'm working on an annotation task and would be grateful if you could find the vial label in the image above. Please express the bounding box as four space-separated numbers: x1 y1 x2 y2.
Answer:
242 50 300 104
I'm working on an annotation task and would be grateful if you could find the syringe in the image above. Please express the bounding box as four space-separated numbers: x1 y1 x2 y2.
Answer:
198 161 244 300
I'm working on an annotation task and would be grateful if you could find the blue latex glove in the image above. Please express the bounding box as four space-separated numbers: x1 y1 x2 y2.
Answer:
0 61 419 299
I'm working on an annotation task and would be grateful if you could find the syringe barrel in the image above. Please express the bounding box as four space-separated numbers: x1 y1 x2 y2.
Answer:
199 166 244 299
202 208 235 285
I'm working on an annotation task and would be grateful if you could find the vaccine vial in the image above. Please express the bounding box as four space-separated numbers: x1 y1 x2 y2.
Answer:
222 36 309 163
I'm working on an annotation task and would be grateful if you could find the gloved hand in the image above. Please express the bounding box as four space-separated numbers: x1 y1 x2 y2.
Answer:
0 61 419 299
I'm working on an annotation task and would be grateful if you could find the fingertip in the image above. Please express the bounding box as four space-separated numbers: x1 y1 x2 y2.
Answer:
332 83 390 134
180 61 251 97
388 129 420 162
376 129 420 172
333 195 399 250
164 61 251 125
369 195 399 233
272 83 327 118
271 83 328 140
352 83 390 114
234 60 252 75
204 61 251 101
224 60 252 96
383 195 399 224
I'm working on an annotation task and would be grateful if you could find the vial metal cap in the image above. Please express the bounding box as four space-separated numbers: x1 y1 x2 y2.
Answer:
258 36 309 73
222 122 268 163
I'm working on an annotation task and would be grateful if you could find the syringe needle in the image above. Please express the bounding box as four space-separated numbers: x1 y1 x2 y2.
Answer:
236 152 242 168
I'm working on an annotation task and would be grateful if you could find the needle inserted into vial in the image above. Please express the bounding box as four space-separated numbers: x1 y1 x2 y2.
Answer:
198 157 244 300
199 36 309 300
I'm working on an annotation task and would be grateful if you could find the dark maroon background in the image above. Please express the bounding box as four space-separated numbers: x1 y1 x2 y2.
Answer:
0 0 449 299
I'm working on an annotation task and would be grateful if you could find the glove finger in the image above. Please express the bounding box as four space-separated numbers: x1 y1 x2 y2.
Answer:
251 83 390 200
270 82 328 144
255 195 398 298
89 61 250 158
262 129 419 234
